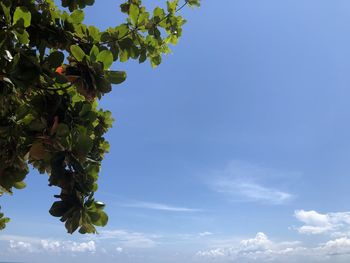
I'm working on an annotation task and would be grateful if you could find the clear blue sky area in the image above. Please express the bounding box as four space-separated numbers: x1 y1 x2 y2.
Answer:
2 0 350 262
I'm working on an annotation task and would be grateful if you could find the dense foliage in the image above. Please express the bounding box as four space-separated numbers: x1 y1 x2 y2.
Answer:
0 0 199 234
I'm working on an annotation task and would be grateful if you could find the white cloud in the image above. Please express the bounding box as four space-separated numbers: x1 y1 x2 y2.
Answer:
238 232 272 253
39 240 96 253
318 237 350 256
9 240 33 252
214 179 292 205
196 233 350 262
116 247 124 253
294 210 350 235
209 161 294 205
124 201 200 212
70 241 96 252
196 232 302 261
98 230 159 248
197 210 350 262
199 232 214 237
40 240 61 252
4 235 96 254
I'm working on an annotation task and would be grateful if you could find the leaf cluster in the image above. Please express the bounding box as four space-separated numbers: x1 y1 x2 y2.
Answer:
0 0 199 234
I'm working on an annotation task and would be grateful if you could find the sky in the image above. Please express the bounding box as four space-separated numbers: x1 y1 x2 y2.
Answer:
2 0 350 262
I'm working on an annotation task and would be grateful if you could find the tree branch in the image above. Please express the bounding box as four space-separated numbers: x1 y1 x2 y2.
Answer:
99 0 189 45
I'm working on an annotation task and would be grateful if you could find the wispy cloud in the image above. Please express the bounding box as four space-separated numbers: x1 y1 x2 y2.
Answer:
199 232 214 237
213 178 292 205
208 161 295 205
124 201 201 212
97 229 160 248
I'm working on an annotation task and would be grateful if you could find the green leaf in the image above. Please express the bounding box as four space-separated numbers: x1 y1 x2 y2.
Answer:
0 2 11 24
93 211 108 227
117 24 129 38
47 51 65 68
85 0 95 6
138 11 149 25
75 134 93 156
79 103 92 117
49 201 70 217
153 7 165 21
119 50 128 62
139 50 147 63
151 55 162 68
95 201 105 209
15 30 29 44
13 7 32 28
188 0 201 7
105 71 127 84
65 210 81 234
167 0 179 14
89 45 99 62
129 4 139 25
78 223 96 234
70 10 84 24
0 216 10 230
96 50 113 70
88 26 100 42
56 123 70 137
13 182 26 190
70 45 85 62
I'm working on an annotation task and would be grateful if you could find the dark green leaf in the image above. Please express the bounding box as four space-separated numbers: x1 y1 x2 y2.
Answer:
93 211 108 227
75 133 93 156
47 51 65 68
49 201 70 217
56 123 70 137
89 45 99 61
105 70 127 84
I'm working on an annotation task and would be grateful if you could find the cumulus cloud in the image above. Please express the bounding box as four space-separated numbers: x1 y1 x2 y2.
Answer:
70 241 96 252
318 237 350 256
197 209 350 262
40 240 61 252
196 233 350 262
5 236 96 254
9 240 33 252
294 210 350 235
196 232 302 261
208 161 295 205
39 240 96 253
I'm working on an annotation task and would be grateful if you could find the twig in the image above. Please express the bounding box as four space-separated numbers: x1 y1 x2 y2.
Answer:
99 0 189 45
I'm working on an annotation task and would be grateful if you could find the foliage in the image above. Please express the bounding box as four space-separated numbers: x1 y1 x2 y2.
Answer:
0 206 10 230
0 0 199 233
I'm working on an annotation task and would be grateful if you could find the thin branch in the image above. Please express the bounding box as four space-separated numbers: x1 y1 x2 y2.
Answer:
99 0 189 45
36 80 77 92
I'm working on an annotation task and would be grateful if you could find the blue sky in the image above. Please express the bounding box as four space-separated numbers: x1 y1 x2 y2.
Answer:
2 0 350 262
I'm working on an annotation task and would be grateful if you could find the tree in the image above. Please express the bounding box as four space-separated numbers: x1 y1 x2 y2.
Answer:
0 0 199 234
